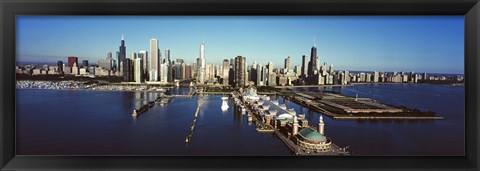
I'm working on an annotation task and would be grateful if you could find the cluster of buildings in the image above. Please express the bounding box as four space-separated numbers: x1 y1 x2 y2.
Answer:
16 80 87 90
16 35 463 86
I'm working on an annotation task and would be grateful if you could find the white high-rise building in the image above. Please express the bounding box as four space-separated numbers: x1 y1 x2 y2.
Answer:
222 59 229 86
71 62 79 75
161 63 168 83
149 38 159 81
134 58 143 83
206 63 213 81
197 42 206 83
256 63 263 86
316 57 320 72
267 62 275 86
130 52 137 60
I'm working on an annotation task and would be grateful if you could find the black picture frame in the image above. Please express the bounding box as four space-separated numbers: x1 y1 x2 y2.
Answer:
1 0 479 170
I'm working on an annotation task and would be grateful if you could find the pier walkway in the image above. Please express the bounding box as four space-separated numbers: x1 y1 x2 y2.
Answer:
273 130 305 155
185 95 204 143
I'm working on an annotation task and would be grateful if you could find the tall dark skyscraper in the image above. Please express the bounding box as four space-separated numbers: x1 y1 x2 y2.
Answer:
308 39 317 77
165 49 173 82
284 56 291 69
123 58 134 82
57 61 63 74
234 56 246 87
82 60 89 68
118 34 126 72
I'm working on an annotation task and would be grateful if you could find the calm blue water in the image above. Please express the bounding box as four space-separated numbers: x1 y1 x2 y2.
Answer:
16 84 464 156
16 88 289 155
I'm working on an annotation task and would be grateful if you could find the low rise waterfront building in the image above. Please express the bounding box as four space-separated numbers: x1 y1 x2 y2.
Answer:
239 86 343 155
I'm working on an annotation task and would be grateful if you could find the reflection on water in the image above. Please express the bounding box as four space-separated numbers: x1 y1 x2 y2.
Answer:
16 88 289 155
16 84 464 156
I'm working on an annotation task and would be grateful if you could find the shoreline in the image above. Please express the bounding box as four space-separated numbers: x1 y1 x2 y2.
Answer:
15 88 167 92
16 80 464 91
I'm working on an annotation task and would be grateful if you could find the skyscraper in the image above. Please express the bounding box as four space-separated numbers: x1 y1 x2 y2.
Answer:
223 59 229 86
235 56 246 87
301 55 308 79
149 38 159 81
374 71 379 82
71 62 79 75
134 58 144 83
266 62 275 86
317 57 320 72
206 63 213 81
107 51 113 59
345 70 350 83
122 58 134 82
81 60 89 68
107 51 114 70
165 49 173 82
256 63 263 86
181 63 186 79
116 51 120 72
98 58 112 71
67 56 78 68
262 65 268 86
57 61 63 74
308 39 317 77
130 52 137 60
175 59 184 80
197 42 206 83
139 51 148 80
285 56 291 69
329 64 334 75
119 34 126 72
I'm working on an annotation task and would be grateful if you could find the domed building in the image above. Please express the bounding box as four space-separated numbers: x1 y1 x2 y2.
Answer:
293 115 332 153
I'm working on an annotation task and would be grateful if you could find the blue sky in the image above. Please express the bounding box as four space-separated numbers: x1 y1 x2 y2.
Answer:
17 16 464 74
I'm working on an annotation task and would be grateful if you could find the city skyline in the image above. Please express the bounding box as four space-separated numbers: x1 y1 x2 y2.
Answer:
17 16 464 74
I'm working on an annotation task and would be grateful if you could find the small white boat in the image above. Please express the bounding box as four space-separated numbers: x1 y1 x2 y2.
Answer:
221 96 229 111
132 110 138 117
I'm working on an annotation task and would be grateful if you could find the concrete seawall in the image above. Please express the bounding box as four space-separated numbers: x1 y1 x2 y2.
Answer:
333 116 444 120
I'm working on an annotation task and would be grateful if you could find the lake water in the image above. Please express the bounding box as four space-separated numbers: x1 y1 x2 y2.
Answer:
16 83 464 156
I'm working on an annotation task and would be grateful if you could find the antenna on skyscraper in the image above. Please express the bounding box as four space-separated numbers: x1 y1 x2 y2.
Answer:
313 36 316 47
122 33 124 40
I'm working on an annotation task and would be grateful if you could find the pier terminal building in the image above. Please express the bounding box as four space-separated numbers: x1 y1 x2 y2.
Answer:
241 86 335 153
